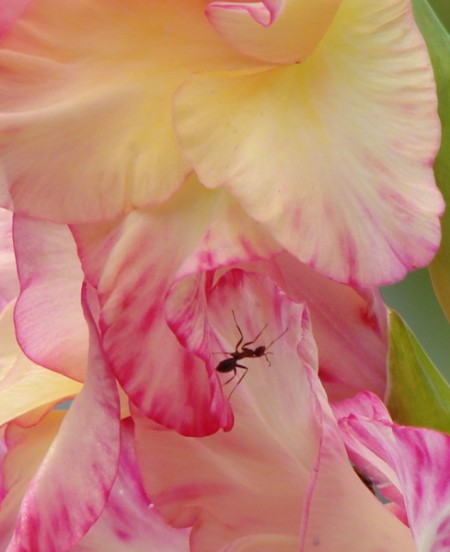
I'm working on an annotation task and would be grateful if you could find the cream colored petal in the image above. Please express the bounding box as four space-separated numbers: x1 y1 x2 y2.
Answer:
0 0 252 222
0 302 82 425
175 0 443 285
206 0 342 63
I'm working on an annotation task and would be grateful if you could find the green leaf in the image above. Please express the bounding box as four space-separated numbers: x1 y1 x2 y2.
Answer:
386 310 450 433
413 1 450 324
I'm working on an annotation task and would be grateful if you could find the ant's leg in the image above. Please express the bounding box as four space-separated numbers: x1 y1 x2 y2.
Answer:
232 310 244 350
228 365 248 399
222 367 237 386
215 310 245 359
242 323 268 349
264 352 273 366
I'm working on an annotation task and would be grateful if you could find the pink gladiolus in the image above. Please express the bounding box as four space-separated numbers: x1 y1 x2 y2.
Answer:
0 1 446 548
8 207 388 435
0 0 443 285
2 255 448 550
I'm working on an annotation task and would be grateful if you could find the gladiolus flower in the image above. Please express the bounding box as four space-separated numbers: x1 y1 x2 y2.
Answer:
0 0 443 285
16 207 389 436
0 2 447 550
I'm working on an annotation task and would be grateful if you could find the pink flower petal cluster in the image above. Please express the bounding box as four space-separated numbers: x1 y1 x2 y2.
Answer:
2 257 450 550
335 393 450 551
13 212 388 436
0 0 447 551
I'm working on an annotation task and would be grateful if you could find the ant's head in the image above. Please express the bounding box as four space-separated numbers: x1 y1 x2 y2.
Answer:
253 345 266 356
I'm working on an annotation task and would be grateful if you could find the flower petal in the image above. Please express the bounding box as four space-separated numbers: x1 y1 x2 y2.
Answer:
333 393 404 507
175 0 443 285
1 415 189 552
0 209 18 311
0 0 31 36
270 252 388 400
7 296 120 551
0 412 64 549
134 271 415 551
74 419 190 552
217 534 298 552
206 0 342 64
336 392 450 551
134 277 317 549
13 216 87 381
0 0 252 222
300 372 415 551
73 180 280 435
0 302 82 426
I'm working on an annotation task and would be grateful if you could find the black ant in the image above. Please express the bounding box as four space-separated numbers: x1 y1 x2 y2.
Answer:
215 311 288 398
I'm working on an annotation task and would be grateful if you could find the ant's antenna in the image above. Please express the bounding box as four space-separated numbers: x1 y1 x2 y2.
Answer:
264 327 289 351
232 310 269 347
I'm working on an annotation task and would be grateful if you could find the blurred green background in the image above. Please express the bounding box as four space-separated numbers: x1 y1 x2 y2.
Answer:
381 0 450 379
381 269 450 378
429 0 450 30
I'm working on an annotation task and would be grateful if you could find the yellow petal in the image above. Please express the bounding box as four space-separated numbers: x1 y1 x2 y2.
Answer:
0 0 252 222
0 302 82 425
175 0 443 285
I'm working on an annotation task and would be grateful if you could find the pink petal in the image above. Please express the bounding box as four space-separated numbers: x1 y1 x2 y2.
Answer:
217 534 298 551
73 182 280 436
13 216 87 381
73 419 190 552
0 0 31 37
335 392 450 551
300 371 415 551
134 285 317 550
7 295 120 551
334 393 404 507
0 428 6 501
0 209 18 311
1 416 189 551
175 0 443 286
76 214 229 437
206 0 342 64
0 413 65 549
392 427 450 551
134 270 413 550
270 252 388 400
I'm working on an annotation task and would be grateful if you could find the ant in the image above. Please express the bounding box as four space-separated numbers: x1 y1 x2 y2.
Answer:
215 311 288 398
